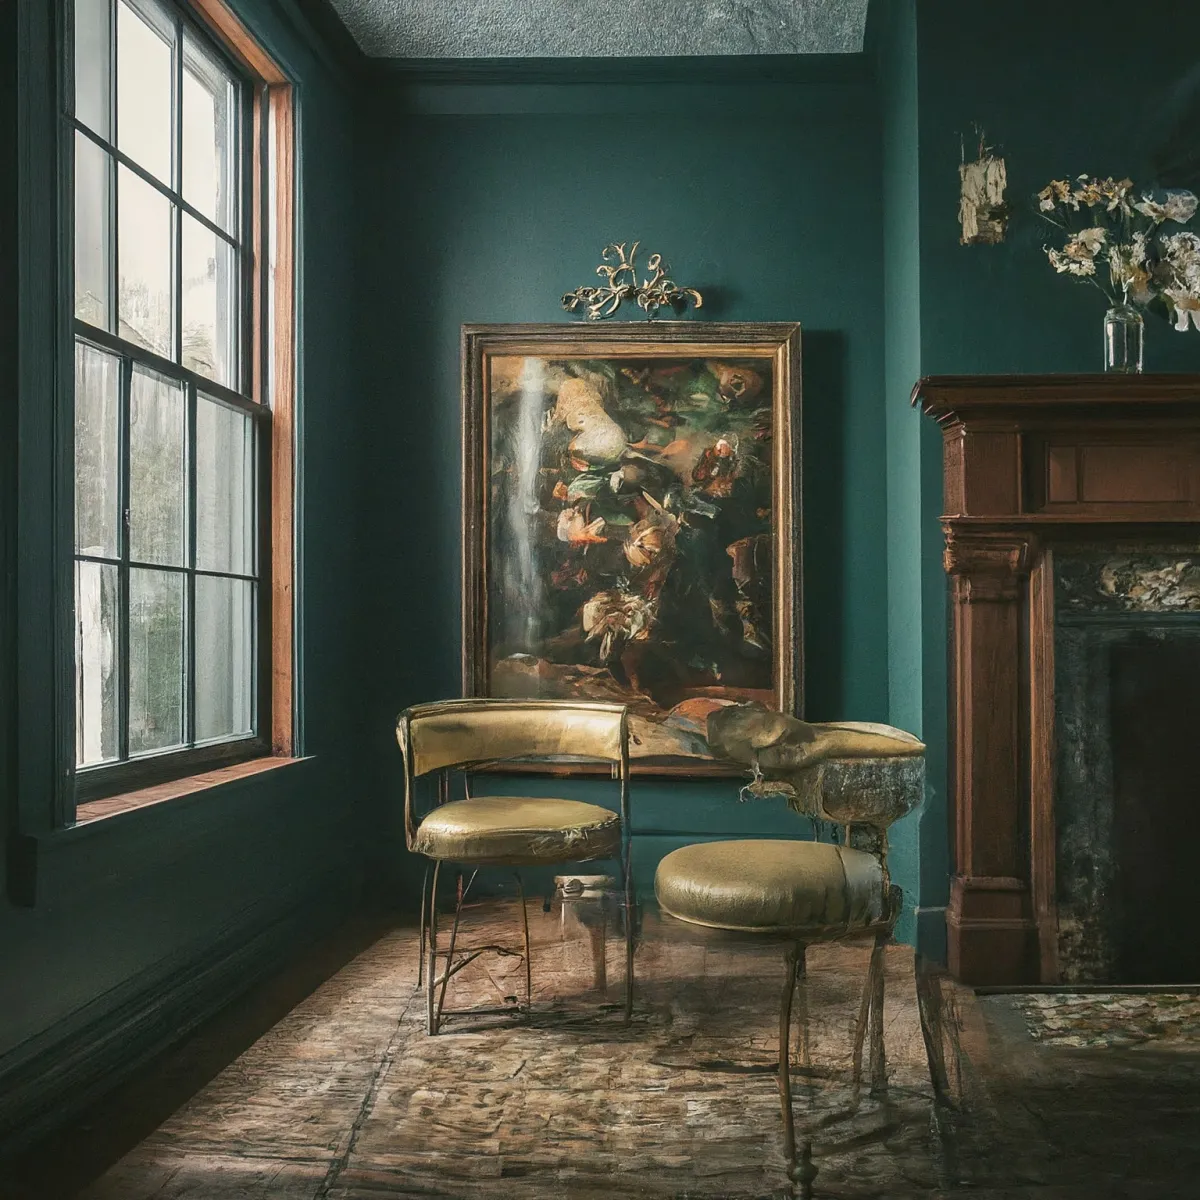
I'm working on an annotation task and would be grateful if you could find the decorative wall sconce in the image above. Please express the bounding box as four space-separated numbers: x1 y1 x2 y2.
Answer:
562 242 703 320
959 129 1009 245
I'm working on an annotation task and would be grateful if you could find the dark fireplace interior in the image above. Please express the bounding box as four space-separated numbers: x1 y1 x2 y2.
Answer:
1111 642 1200 984
1053 551 1200 984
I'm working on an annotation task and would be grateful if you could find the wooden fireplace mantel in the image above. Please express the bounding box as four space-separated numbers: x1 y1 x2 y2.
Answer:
913 374 1200 985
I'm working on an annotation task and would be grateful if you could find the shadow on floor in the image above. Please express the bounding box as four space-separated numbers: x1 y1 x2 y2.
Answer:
1 912 402 1200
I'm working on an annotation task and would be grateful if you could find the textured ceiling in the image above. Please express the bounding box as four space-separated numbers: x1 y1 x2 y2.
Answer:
326 0 870 58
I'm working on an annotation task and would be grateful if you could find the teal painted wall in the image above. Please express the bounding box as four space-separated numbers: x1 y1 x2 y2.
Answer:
0 0 372 1143
868 0 935 952
915 0 1200 375
357 64 904 907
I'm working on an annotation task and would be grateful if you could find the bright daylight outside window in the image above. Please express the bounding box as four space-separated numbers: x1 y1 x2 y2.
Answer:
71 0 268 796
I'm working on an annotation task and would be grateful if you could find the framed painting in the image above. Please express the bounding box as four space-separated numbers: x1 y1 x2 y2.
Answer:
462 322 802 775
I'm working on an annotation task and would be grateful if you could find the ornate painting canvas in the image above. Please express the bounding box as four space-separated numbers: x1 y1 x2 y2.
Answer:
462 323 802 774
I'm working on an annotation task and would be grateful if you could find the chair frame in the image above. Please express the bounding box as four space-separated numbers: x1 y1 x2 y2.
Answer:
775 892 899 1194
396 698 633 1034
657 858 902 1197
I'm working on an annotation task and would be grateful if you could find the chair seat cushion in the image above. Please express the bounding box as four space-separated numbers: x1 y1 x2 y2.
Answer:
654 839 886 936
413 796 621 865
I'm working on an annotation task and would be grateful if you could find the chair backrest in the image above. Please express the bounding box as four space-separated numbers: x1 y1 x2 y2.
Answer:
395 699 630 851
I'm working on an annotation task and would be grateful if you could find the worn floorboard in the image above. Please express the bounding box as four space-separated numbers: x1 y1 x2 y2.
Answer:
7 900 1200 1199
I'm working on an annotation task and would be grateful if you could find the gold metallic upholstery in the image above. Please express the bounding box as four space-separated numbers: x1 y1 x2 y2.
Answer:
394 698 633 1034
413 796 621 865
707 702 925 777
403 699 625 778
397 699 630 852
654 840 885 937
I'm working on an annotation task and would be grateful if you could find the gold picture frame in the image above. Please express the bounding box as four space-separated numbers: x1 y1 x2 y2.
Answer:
462 322 802 776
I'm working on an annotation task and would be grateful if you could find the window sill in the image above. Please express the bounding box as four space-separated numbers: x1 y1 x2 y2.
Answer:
74 756 305 825
9 755 312 907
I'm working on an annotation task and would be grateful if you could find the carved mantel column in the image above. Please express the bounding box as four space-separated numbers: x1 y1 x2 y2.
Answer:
943 527 1039 982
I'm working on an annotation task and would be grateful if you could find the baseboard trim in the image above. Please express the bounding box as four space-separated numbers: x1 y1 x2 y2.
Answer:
0 863 361 1155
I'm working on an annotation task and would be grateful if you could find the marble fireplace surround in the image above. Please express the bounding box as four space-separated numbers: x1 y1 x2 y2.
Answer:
914 375 1200 986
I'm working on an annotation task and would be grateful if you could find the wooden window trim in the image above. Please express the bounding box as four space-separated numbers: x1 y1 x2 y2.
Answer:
69 0 296 810
190 0 295 760
188 0 288 86
266 84 295 757
75 753 303 825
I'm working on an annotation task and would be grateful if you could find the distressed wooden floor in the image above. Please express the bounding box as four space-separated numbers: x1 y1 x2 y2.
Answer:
62 902 943 1199
10 901 1200 1199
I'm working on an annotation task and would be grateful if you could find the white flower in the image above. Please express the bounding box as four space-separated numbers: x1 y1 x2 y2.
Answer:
1158 232 1200 331
1105 178 1135 216
1108 235 1153 303
1135 195 1168 221
1075 227 1107 255
1161 230 1200 271
1165 292 1200 331
1047 246 1096 277
1164 190 1199 223
1135 191 1197 224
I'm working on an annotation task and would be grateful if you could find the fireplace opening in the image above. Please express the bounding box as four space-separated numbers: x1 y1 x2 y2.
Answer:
1111 642 1200 984
1053 551 1200 985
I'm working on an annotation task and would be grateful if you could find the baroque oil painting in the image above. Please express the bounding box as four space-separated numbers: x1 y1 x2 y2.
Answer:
463 324 802 773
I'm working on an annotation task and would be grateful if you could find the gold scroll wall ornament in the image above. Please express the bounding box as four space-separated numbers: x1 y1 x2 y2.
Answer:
562 241 703 320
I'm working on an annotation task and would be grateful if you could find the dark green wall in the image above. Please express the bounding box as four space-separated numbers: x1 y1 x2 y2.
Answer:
916 0 1200 375
0 0 371 1147
357 61 906 909
870 0 942 953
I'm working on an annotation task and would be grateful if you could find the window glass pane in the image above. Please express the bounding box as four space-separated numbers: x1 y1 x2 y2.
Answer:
182 215 238 387
197 397 253 574
116 0 174 184
195 576 252 741
183 31 238 234
75 0 112 138
129 366 186 566
75 342 121 557
129 567 184 753
118 165 173 358
75 561 120 766
75 134 112 329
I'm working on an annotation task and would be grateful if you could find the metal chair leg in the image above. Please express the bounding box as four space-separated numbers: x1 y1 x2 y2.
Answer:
779 944 799 1171
620 842 634 1023
868 931 888 1095
426 859 442 1034
779 943 817 1196
514 871 532 1011
417 863 430 987
435 869 466 1032
794 943 810 1069
851 929 887 1093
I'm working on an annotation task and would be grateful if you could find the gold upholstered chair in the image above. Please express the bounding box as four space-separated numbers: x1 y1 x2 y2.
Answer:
395 698 632 1034
654 705 925 1192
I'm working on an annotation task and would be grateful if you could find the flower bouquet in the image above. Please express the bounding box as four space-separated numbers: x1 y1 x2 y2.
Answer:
1036 176 1200 358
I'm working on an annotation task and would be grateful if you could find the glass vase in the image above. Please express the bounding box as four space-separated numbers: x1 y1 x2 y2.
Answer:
1103 302 1144 373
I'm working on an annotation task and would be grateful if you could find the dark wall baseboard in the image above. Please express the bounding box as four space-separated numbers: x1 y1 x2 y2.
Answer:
0 862 361 1156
